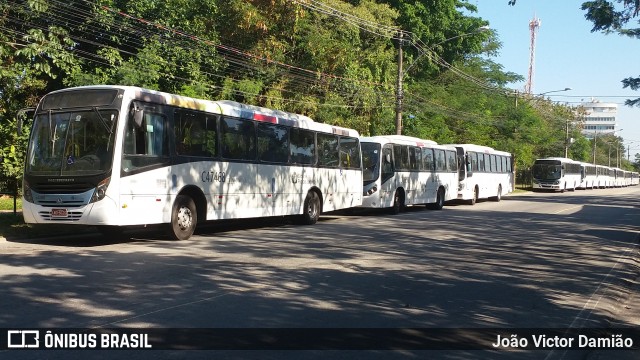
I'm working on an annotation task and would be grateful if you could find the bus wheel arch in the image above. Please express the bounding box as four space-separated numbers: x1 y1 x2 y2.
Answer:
169 186 205 240
427 186 445 210
492 184 502 202
390 188 405 214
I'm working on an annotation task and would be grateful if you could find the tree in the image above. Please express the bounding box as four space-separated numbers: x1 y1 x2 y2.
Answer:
581 0 640 106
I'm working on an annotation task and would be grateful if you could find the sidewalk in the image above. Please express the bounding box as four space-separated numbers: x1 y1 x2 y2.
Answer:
587 244 640 360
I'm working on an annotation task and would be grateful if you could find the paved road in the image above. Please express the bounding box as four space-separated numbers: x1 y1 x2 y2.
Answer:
1 187 639 359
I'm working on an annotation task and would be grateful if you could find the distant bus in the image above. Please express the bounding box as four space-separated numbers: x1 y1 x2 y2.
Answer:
360 135 458 213
20 85 363 240
448 144 514 204
613 168 625 187
595 165 614 188
532 157 581 192
578 162 597 189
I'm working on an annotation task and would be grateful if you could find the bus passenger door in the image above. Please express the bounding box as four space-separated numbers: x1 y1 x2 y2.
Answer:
423 148 437 202
380 145 395 207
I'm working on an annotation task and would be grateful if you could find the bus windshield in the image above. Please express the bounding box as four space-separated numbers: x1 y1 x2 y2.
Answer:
532 164 562 180
362 142 381 185
26 109 117 176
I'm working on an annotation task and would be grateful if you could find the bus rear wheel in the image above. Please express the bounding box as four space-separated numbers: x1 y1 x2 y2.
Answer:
300 190 321 225
170 195 197 240
427 187 445 210
492 185 502 202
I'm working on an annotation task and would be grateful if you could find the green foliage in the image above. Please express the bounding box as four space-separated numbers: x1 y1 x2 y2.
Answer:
1 0 614 188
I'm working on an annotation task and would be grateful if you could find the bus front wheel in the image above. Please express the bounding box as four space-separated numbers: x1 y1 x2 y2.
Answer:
390 190 403 214
300 191 321 225
468 186 478 205
170 195 197 240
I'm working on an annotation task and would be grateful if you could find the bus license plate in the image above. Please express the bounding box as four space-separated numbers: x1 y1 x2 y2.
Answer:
51 208 68 217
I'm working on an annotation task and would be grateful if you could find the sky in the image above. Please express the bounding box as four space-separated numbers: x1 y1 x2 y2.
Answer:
471 0 640 158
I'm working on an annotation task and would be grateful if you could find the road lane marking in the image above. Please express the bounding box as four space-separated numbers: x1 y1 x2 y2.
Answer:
551 205 583 214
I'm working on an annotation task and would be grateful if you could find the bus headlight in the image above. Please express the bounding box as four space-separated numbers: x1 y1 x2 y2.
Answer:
90 177 111 203
364 186 378 196
553 180 560 185
23 180 34 203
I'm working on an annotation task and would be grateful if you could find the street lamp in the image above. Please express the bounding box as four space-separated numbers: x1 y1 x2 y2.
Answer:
538 87 572 97
432 25 491 47
534 87 573 157
396 25 490 134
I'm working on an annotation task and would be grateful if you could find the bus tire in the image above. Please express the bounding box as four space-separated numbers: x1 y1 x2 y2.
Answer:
390 190 403 215
427 187 445 210
300 190 321 225
491 185 502 202
170 195 197 240
468 186 478 205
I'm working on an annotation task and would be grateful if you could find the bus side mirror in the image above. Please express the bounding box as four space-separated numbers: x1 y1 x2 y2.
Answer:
131 102 144 128
134 109 144 128
384 154 391 164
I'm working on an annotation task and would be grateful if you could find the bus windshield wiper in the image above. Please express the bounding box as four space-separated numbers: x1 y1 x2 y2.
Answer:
92 107 112 134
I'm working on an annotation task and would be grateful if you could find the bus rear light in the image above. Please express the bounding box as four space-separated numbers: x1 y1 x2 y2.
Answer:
90 177 111 203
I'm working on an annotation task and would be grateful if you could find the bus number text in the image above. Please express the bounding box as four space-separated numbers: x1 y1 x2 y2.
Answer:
202 171 226 183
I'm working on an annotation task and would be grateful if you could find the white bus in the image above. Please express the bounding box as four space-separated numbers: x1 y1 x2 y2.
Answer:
578 162 597 189
360 135 458 213
532 157 581 192
20 85 363 240
595 165 613 188
448 144 514 204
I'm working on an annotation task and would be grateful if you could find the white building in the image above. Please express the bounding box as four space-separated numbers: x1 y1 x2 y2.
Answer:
580 99 618 139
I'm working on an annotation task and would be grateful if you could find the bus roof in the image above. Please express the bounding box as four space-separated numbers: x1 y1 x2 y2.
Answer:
447 143 511 156
44 85 359 137
534 157 579 164
360 135 438 147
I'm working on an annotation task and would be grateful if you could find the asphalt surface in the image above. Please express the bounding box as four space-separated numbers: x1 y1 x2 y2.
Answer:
1 187 639 360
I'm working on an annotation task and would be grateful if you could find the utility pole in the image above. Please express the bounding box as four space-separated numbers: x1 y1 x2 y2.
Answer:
593 131 597 165
564 120 569 158
395 30 404 135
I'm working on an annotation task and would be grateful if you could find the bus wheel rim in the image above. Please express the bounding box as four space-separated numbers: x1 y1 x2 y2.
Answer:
177 207 192 230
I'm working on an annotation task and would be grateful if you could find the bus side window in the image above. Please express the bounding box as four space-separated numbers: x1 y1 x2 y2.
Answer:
381 145 394 183
435 150 446 171
318 133 339 167
290 128 315 165
122 107 169 172
446 151 457 172
257 122 289 163
339 136 361 169
221 117 256 160
422 147 434 172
